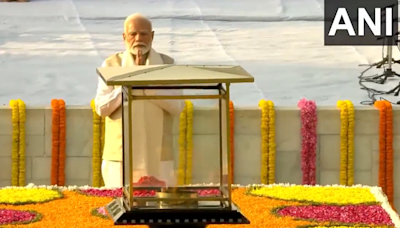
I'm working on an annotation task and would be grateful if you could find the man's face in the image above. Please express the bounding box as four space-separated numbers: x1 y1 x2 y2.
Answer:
123 18 154 55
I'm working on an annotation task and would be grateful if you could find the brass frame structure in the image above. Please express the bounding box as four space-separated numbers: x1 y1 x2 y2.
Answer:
121 83 233 210
98 64 254 227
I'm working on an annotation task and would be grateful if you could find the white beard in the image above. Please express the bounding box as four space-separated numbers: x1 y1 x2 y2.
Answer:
127 44 150 56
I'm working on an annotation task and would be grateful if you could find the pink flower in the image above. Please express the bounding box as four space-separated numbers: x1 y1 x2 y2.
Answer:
81 188 157 197
0 209 37 225
82 188 220 198
278 205 394 225
97 207 107 216
298 98 317 185
196 189 220 196
80 188 123 197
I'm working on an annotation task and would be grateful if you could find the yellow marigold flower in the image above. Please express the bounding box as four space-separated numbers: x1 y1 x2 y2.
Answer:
0 188 63 205
248 186 377 205
312 227 381 228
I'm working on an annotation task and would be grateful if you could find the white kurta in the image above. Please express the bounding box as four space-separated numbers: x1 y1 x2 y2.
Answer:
95 49 183 187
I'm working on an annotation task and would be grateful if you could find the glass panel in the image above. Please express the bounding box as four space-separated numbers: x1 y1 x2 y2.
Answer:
121 86 225 209
122 88 131 196
184 98 220 186
220 96 230 201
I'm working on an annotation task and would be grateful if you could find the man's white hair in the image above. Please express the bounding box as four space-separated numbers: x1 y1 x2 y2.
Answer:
123 13 152 32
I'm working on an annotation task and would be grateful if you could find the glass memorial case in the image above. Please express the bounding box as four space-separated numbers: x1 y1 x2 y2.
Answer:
97 65 254 228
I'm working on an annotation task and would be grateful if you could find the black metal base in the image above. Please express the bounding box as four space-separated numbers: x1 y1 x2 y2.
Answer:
105 198 250 226
359 57 400 69
370 68 400 84
149 225 206 228
387 83 400 96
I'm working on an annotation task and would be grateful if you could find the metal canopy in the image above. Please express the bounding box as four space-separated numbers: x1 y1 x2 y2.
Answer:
96 64 254 86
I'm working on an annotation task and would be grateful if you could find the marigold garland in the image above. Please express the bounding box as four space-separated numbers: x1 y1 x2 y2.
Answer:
267 101 276 184
100 116 105 186
376 101 387 193
345 100 354 186
259 100 276 184
17 99 26 187
185 100 193 184
50 100 60 185
91 100 103 187
9 100 19 186
259 100 268 184
336 100 354 186
384 102 394 210
374 100 394 210
50 99 66 186
177 102 188 185
177 100 193 185
337 101 348 185
9 100 26 186
58 100 66 186
229 101 235 183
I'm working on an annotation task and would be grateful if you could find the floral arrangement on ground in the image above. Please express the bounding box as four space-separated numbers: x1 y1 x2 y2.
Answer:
0 183 399 228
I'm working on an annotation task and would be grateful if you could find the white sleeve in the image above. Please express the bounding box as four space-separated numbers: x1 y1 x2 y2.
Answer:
94 61 122 117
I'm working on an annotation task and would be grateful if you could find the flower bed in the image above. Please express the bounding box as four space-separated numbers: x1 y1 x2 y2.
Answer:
0 184 398 228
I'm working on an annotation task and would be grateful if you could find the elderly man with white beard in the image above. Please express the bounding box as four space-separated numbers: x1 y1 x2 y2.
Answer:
94 14 184 188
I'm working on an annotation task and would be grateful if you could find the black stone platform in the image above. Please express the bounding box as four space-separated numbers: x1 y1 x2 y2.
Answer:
105 198 250 227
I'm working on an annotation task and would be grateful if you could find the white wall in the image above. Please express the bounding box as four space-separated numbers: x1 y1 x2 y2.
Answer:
0 106 398 209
